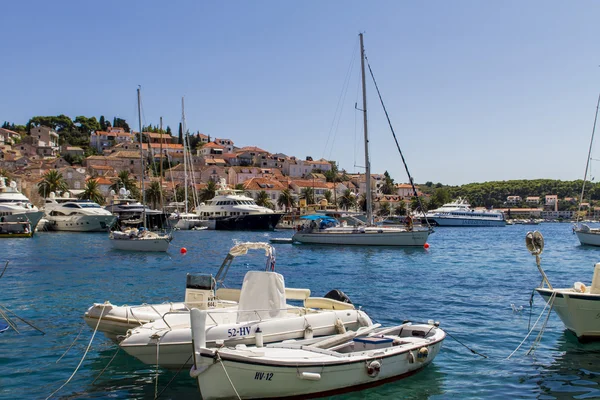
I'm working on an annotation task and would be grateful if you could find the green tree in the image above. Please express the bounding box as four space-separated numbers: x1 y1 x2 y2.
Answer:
37 169 69 198
99 115 108 130
78 179 105 205
394 201 407 216
277 189 296 212
380 171 395 195
301 187 315 205
199 180 218 201
323 190 333 205
337 189 357 211
113 117 130 132
255 190 273 209
378 202 392 217
74 116 101 135
110 170 140 199
145 181 163 209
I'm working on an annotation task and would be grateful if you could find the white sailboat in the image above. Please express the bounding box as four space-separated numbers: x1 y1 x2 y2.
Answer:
169 97 204 230
573 92 600 245
108 87 172 252
528 231 600 340
292 33 432 246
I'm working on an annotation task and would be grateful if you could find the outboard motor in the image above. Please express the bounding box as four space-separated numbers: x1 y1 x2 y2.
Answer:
323 289 352 304
185 274 216 310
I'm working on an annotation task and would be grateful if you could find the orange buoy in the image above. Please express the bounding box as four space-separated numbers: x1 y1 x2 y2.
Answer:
180 247 187 254
423 243 430 249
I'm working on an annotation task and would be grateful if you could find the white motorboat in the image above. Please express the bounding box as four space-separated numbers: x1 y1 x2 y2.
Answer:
114 242 372 368
0 176 44 231
528 231 600 340
291 34 432 247
43 192 116 232
420 198 506 227
195 179 284 231
574 224 600 246
190 308 445 400
293 214 430 246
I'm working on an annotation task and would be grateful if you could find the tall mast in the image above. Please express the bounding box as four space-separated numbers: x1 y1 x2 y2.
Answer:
137 86 146 229
182 97 189 215
359 33 372 225
159 116 163 210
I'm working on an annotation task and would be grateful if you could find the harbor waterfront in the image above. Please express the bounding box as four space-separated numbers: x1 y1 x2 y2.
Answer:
2 224 600 399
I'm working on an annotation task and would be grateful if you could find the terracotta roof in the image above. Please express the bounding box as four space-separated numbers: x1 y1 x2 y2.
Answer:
236 146 269 154
92 177 113 185
149 143 183 149
291 179 330 189
243 178 286 191
203 142 225 149
109 151 141 159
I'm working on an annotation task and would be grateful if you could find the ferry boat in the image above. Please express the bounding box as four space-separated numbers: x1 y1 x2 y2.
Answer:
195 182 284 231
420 198 505 227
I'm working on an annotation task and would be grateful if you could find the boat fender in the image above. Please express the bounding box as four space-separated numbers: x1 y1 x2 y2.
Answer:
574 282 587 293
366 360 381 377
408 351 415 364
417 347 429 362
304 324 314 339
334 318 346 334
255 326 263 348
299 371 321 381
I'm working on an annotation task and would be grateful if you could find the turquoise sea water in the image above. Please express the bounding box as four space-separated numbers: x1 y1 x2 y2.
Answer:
2 224 600 399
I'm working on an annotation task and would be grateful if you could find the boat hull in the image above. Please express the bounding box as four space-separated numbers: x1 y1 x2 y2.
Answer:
119 309 372 368
211 213 284 231
423 217 505 227
292 228 429 246
46 215 116 232
2 210 44 231
575 229 600 246
536 288 600 340
109 236 170 252
192 326 444 399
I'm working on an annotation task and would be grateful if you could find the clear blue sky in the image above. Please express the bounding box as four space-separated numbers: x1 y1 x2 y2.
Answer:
3 1 600 185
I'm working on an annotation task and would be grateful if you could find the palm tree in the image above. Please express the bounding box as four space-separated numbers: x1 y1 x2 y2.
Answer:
323 190 333 205
110 170 140 199
395 201 407 216
301 187 315 205
199 180 218 201
38 169 69 198
146 181 163 209
337 189 357 211
378 202 391 217
0 168 12 180
277 189 296 212
255 190 274 209
78 179 105 205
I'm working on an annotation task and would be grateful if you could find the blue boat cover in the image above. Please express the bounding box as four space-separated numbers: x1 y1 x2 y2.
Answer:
300 214 337 222
0 321 8 333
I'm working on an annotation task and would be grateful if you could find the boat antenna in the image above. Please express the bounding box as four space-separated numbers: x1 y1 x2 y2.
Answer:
576 91 600 225
359 33 372 225
137 85 147 230
365 55 432 230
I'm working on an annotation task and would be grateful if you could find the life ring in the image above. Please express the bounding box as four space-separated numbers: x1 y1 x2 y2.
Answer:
366 360 381 377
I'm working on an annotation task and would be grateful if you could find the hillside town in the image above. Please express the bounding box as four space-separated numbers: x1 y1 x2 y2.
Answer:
0 124 595 221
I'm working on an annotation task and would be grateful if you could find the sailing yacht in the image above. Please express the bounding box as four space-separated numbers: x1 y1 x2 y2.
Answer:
292 33 432 246
573 92 600 246
108 87 172 252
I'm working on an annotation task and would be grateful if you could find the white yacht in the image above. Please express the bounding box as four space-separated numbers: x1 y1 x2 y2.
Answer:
195 180 284 231
0 176 44 230
421 198 505 227
43 192 116 232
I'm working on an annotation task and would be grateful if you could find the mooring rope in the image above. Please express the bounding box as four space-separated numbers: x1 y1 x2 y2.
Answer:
45 304 105 399
444 329 488 358
91 346 121 385
154 337 162 400
154 354 193 399
56 323 86 363
527 292 556 355
0 307 19 333
0 304 45 334
216 352 241 400
507 291 556 360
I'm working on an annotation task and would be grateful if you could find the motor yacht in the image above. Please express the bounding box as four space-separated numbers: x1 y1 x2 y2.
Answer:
0 176 44 230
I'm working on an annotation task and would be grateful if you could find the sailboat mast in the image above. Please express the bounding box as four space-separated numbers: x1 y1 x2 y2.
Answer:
159 116 163 210
359 33 372 225
137 86 147 229
182 97 189 215
577 92 600 223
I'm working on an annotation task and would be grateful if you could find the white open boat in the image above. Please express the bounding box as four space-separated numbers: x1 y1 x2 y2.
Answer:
528 231 600 340
109 228 171 252
574 224 600 247
190 308 444 400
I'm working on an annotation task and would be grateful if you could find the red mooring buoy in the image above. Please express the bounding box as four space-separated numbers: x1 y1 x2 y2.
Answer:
423 243 430 249
180 247 187 254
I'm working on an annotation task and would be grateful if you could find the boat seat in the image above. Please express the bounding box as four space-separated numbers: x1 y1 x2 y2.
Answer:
304 297 356 310
216 287 311 303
